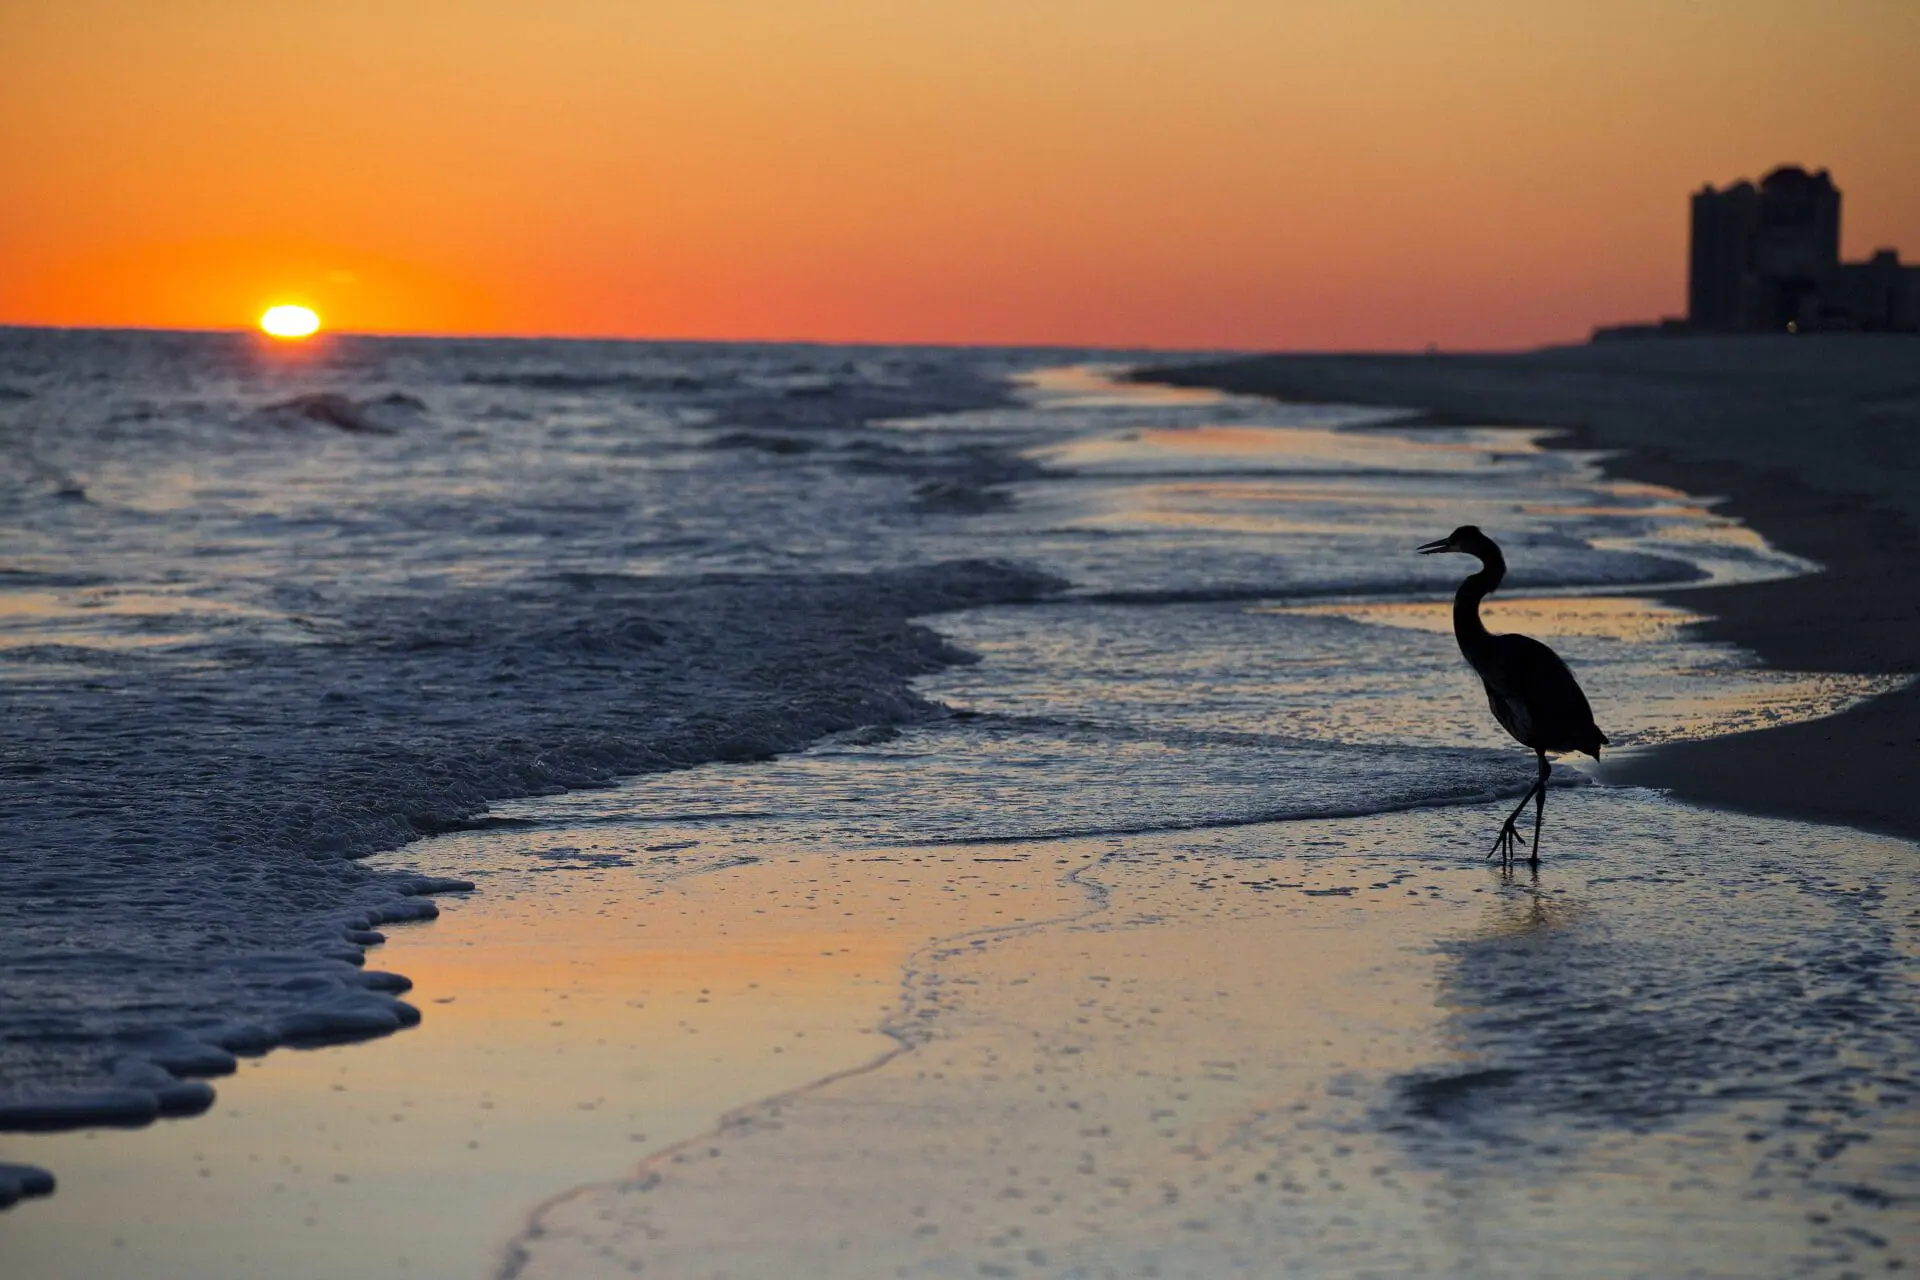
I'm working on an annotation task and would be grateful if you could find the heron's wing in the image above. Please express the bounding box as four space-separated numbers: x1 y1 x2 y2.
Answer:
1484 633 1603 752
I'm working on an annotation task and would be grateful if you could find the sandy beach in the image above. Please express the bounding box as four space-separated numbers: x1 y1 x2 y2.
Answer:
10 782 1913 1279
1137 335 1920 842
495 799 1920 1279
6 344 1918 1278
0 827 911 1278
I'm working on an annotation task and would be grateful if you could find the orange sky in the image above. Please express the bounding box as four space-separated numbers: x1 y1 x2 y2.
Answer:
2 1 1915 349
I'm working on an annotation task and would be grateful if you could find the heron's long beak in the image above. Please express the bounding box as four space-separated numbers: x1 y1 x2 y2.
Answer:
1415 537 1452 555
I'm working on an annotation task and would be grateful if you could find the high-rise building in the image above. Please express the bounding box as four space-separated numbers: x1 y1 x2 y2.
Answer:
1688 179 1760 329
1834 250 1920 333
1599 168 1917 341
1688 166 1843 332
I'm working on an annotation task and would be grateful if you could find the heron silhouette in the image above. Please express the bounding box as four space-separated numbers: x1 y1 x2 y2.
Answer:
1417 526 1606 865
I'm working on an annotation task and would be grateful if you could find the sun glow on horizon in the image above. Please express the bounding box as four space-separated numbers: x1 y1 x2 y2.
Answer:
259 304 321 339
5 5 1916 348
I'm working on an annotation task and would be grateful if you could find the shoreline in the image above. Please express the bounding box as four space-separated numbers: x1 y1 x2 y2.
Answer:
1134 335 1920 844
9 348 1919 1277
502 800 1920 1278
0 831 910 1280
22 788 1911 1277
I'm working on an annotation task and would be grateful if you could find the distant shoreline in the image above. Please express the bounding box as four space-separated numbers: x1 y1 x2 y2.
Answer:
1131 335 1920 844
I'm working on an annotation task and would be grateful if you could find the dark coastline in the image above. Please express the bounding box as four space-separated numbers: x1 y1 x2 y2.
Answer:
1133 336 1920 844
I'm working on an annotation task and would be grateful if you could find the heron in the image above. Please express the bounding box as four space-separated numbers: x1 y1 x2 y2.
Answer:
1417 525 1606 865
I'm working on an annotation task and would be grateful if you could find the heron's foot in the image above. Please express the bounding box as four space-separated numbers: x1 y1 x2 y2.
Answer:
1487 818 1522 864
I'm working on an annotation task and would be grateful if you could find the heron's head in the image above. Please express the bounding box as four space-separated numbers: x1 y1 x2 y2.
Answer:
1416 525 1495 558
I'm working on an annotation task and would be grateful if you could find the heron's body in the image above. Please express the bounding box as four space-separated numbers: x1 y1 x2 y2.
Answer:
1420 526 1606 864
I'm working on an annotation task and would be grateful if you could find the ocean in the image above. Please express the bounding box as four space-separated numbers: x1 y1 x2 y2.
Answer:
2 330 1915 1273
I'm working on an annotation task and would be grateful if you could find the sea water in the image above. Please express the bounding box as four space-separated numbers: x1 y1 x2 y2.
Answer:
1 330 1914 1271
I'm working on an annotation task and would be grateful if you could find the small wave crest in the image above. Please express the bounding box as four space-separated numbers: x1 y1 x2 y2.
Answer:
253 392 427 435
466 371 709 394
538 714 1548 851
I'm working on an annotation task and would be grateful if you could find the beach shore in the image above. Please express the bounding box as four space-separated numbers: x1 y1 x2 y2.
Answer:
500 797 1920 1278
8 348 1919 1278
17 792 1911 1278
0 829 914 1279
1135 335 1920 842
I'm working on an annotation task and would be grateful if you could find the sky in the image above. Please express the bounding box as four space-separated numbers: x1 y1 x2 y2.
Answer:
2 0 1916 350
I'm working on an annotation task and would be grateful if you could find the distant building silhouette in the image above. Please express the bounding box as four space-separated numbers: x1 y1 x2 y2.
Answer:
1686 166 1919 333
1834 249 1920 334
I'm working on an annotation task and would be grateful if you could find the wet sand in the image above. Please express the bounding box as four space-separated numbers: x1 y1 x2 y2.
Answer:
1135 335 1920 842
0 838 904 1279
8 755 1916 1277
501 797 1920 1278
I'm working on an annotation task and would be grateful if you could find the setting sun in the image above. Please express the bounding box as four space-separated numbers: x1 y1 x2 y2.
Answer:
259 304 320 339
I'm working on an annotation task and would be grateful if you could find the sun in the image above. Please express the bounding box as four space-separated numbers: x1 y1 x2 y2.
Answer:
259 304 321 339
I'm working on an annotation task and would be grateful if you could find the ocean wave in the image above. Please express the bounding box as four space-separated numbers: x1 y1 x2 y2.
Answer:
522 714 1555 852
703 430 819 455
0 559 1059 1127
1070 552 1708 607
465 371 710 394
0 569 112 588
252 392 427 435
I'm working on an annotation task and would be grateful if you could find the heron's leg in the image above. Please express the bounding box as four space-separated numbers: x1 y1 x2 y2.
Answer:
1488 787 1534 862
1488 773 1544 863
1528 751 1550 865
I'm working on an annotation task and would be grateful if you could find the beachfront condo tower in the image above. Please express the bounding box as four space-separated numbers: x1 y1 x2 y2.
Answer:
1688 166 1918 333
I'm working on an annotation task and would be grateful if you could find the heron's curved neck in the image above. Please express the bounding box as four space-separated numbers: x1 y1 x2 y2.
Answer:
1452 549 1505 659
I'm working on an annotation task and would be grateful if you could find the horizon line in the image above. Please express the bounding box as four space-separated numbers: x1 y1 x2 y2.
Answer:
0 320 1585 357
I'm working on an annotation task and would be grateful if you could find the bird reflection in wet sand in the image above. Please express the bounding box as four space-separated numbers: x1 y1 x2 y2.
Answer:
1418 526 1608 866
